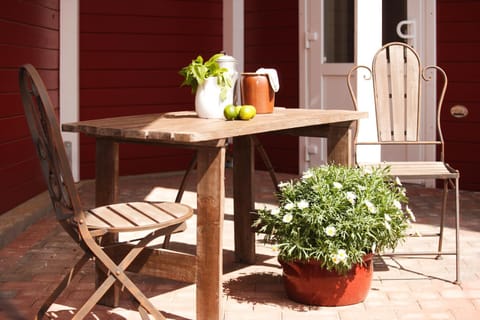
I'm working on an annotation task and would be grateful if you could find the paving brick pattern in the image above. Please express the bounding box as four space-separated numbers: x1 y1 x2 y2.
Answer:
0 170 479 319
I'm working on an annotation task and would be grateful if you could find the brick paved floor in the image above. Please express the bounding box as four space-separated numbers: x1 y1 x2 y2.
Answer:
0 169 479 319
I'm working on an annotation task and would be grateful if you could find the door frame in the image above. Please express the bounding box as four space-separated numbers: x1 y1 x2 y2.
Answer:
60 0 80 181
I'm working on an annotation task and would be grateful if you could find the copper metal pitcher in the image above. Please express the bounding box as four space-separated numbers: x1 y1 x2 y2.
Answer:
240 72 275 114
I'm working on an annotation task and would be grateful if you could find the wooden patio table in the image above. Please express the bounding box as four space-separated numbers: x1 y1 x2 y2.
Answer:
62 107 367 319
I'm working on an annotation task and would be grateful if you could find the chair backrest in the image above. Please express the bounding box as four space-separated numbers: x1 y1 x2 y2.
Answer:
347 42 448 160
19 64 83 224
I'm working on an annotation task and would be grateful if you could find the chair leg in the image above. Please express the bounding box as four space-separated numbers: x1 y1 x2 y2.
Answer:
250 136 280 192
73 273 119 319
162 153 198 248
454 176 461 284
139 305 153 320
35 253 91 320
175 152 198 203
74 231 170 319
74 270 165 320
109 235 167 319
436 179 449 259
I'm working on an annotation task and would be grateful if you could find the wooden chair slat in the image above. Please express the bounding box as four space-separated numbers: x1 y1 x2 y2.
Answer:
83 210 113 229
388 45 407 141
405 48 420 140
107 203 159 226
373 49 392 141
128 202 183 223
88 206 136 228
151 202 194 219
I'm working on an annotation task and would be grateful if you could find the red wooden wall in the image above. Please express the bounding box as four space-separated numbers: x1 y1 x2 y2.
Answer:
437 0 480 190
79 0 223 178
0 0 59 215
244 0 299 174
4 0 477 218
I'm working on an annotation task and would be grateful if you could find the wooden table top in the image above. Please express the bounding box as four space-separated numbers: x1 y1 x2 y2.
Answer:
62 108 367 144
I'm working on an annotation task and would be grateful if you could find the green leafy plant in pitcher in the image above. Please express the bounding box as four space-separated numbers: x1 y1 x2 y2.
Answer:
179 53 232 101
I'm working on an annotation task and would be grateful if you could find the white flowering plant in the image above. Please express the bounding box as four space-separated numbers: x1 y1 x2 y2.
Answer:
254 164 415 274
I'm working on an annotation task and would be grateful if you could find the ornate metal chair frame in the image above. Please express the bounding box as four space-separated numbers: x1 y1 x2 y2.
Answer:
347 42 461 284
20 64 194 319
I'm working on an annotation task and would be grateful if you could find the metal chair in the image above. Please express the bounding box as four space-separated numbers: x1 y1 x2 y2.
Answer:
19 64 194 319
347 42 461 283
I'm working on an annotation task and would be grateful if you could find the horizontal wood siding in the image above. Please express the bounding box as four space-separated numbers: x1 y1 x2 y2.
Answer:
0 0 59 215
245 0 299 174
438 0 480 190
79 0 222 178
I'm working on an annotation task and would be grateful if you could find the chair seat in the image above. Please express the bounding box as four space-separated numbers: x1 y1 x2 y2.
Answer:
358 161 459 180
84 201 193 233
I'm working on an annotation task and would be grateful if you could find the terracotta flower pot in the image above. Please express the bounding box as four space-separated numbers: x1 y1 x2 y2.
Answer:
279 253 373 306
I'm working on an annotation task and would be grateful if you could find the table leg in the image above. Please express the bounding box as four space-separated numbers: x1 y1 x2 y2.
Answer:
196 146 225 320
94 138 121 306
232 136 256 263
95 138 119 206
327 122 354 166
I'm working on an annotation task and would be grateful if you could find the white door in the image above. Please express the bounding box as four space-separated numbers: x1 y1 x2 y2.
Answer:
299 0 355 173
299 0 436 173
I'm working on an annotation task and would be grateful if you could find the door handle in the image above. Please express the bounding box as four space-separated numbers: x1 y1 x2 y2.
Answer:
305 31 318 49
396 20 416 39
396 20 416 47
450 105 469 118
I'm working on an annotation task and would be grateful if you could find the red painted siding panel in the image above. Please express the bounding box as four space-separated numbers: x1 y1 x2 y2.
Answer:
245 0 299 174
438 0 480 190
0 1 59 29
0 0 59 215
1 175 47 218
79 0 222 179
0 139 37 169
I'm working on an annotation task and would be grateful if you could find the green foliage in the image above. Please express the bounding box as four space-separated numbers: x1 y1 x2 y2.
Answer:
179 53 232 101
254 164 414 274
